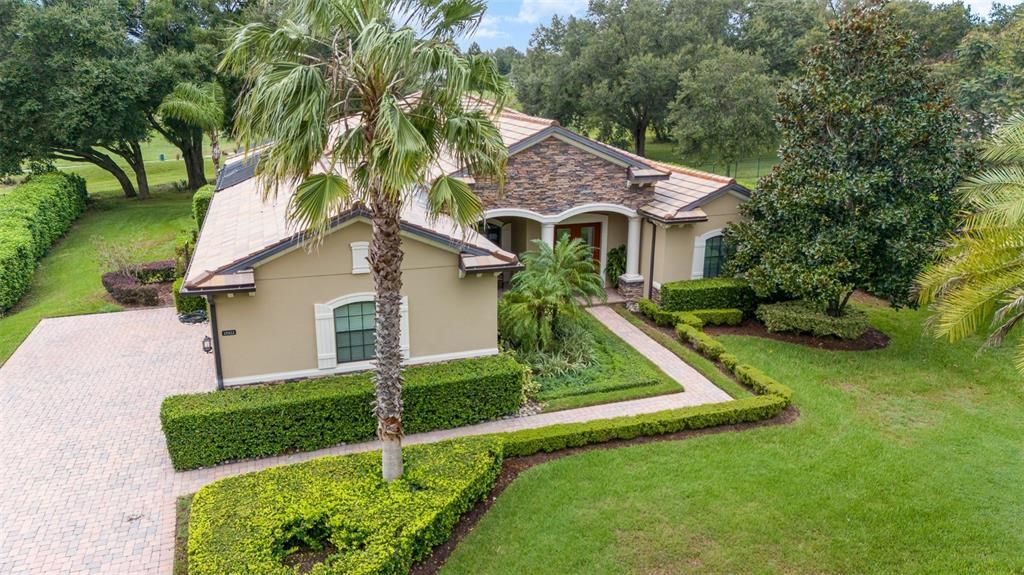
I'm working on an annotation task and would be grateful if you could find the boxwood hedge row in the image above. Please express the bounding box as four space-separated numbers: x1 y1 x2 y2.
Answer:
0 172 87 310
161 354 529 470
660 278 756 315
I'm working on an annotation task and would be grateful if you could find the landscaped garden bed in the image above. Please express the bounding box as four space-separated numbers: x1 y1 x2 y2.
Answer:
173 298 796 575
531 312 681 411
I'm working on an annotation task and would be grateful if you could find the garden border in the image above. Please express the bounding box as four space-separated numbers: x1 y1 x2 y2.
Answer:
174 305 796 575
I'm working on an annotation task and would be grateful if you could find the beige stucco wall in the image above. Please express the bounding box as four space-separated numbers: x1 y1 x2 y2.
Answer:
212 220 499 382
647 193 746 292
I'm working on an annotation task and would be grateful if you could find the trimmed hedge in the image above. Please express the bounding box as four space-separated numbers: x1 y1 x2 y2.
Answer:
161 354 529 470
0 172 87 310
690 308 744 326
676 324 727 360
660 278 756 315
500 395 786 457
192 185 214 228
172 277 206 315
638 298 703 328
188 437 503 575
756 300 870 340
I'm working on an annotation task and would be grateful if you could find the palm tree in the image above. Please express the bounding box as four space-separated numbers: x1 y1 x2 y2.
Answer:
220 0 509 481
157 82 227 173
918 114 1024 371
500 238 606 353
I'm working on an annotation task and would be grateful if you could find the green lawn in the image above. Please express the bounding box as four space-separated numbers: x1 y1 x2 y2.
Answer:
0 135 215 365
644 140 778 190
534 312 683 412
441 304 1024 574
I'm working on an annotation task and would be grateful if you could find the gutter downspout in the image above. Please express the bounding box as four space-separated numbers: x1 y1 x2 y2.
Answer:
648 220 657 300
207 295 225 390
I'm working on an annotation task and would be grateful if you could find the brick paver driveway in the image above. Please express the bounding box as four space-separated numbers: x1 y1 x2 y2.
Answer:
0 309 214 575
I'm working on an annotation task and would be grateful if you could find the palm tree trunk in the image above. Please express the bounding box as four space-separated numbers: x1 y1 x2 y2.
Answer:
370 192 405 482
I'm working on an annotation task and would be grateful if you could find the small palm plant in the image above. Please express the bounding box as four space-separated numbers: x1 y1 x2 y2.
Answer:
158 82 226 172
220 0 509 481
499 237 605 353
918 113 1024 371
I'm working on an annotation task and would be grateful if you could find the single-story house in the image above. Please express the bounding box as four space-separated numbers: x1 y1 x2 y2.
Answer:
182 102 749 388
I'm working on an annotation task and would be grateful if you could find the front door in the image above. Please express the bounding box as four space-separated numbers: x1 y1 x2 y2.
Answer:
554 222 602 271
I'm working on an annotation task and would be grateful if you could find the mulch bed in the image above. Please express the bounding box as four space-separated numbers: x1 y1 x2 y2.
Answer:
410 405 799 575
704 320 889 351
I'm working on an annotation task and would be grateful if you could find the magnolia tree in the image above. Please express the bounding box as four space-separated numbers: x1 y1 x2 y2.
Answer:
726 2 972 316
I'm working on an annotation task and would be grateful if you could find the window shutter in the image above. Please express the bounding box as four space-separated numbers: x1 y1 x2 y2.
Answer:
314 303 336 369
350 241 370 274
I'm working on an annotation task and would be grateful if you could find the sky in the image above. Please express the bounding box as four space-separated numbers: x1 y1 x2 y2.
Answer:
460 0 1023 51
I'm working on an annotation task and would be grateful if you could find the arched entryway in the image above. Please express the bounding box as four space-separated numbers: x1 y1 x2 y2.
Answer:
481 203 644 295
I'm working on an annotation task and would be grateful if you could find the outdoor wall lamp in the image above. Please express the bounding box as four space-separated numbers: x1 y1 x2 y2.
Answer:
202 335 213 354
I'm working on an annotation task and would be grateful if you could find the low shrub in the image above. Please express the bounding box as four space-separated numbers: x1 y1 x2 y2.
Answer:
733 364 793 403
172 277 206 315
135 259 176 284
161 354 529 470
638 298 703 328
192 185 214 228
676 324 726 360
756 300 870 340
188 437 503 575
101 272 162 306
499 395 787 457
689 308 744 326
660 278 756 315
0 172 87 310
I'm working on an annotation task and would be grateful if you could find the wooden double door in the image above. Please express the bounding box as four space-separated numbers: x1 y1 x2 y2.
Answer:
555 222 602 269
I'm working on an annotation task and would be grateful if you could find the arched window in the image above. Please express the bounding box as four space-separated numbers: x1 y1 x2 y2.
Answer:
334 301 375 363
314 293 408 370
703 235 727 279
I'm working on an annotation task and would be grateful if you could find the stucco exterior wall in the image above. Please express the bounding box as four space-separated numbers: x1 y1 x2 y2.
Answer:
474 137 651 215
647 193 746 289
212 220 498 384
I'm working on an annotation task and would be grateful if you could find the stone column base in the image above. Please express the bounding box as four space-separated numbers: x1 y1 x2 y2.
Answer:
617 274 644 311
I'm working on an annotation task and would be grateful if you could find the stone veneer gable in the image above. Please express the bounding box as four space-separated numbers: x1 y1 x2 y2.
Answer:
475 137 653 216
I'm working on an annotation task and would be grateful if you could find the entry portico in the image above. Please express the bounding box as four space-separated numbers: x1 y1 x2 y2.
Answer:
482 203 644 287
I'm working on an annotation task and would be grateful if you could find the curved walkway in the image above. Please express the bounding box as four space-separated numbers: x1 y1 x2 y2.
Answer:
0 306 730 574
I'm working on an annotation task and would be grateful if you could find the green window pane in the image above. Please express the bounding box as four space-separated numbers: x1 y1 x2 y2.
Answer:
334 301 377 364
703 236 727 279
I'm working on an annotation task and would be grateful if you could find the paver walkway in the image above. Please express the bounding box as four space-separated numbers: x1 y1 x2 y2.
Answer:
0 306 730 574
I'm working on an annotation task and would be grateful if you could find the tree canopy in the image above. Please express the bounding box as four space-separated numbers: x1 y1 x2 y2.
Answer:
0 0 154 198
726 2 971 315
668 45 778 173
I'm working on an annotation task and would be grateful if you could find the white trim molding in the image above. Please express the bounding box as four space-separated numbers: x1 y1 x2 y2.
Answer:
691 228 724 280
482 202 638 224
350 241 369 274
222 347 499 387
314 292 409 370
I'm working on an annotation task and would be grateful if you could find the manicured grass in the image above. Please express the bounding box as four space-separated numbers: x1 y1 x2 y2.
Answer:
441 304 1024 574
0 189 194 365
535 311 682 412
0 135 219 365
611 303 750 399
644 140 778 190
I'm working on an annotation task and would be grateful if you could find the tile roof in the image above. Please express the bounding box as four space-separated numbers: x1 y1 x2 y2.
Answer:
185 100 742 292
